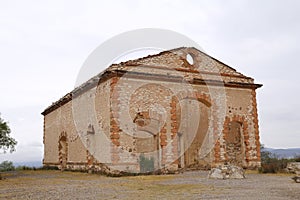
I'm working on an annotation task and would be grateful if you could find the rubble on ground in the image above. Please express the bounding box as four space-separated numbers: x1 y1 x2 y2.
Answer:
208 164 245 179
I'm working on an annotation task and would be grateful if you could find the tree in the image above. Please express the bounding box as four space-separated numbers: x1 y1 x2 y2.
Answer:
0 161 15 172
0 114 17 153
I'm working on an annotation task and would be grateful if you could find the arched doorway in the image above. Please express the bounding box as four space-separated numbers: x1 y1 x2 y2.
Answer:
225 121 244 165
129 84 172 172
176 94 211 169
58 132 68 170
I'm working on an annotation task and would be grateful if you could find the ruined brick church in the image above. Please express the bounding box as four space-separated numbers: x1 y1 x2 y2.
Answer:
42 47 262 174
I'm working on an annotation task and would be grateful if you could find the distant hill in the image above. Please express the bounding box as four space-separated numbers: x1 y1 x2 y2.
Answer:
14 161 43 167
262 148 300 159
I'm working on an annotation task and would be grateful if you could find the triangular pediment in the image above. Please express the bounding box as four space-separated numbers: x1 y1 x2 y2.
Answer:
116 47 254 84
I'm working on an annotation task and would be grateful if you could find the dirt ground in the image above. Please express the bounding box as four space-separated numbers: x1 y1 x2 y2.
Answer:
0 170 299 200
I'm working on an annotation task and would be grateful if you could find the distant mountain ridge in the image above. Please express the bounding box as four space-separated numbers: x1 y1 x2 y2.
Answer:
262 148 300 159
14 161 43 167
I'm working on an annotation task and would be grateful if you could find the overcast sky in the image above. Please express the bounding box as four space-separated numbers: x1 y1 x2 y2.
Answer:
1 0 299 163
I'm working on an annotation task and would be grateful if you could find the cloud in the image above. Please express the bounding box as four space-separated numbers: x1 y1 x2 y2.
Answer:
1 144 43 162
0 0 299 163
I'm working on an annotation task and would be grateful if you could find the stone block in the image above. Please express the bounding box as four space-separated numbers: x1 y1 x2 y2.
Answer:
208 164 245 179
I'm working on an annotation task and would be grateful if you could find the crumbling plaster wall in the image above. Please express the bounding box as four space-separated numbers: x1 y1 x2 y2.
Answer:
43 101 87 165
43 80 112 168
214 87 261 168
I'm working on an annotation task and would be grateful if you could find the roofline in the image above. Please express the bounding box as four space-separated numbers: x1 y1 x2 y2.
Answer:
41 68 262 116
188 47 239 73
42 47 261 116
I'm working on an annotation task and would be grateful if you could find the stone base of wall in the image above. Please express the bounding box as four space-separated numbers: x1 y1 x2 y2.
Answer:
43 162 116 176
246 161 261 169
211 161 261 170
43 162 181 176
43 160 261 176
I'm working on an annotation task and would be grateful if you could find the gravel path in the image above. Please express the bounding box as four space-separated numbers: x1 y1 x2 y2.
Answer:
0 170 299 200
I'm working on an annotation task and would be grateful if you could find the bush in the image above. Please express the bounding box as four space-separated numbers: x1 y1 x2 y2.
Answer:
40 165 59 170
15 166 37 171
259 158 289 173
259 149 297 173
15 165 59 171
0 161 15 172
294 155 300 162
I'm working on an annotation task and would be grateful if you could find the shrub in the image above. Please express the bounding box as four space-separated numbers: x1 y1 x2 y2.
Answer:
15 165 37 171
15 165 59 171
294 155 300 162
0 161 15 172
259 158 289 173
41 165 59 170
259 149 291 173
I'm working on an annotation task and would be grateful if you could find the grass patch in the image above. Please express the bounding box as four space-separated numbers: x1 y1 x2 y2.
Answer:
245 170 260 174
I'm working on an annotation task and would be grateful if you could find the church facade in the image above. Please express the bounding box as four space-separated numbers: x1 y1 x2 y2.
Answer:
42 47 262 174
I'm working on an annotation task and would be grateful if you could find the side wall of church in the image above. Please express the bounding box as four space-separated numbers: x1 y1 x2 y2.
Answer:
43 101 87 166
43 79 112 170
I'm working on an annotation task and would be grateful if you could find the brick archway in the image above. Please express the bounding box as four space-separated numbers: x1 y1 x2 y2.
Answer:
219 115 250 166
58 131 68 170
175 90 211 107
170 91 212 168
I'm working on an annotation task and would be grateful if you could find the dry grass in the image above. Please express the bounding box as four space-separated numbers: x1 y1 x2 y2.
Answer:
1 170 299 200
